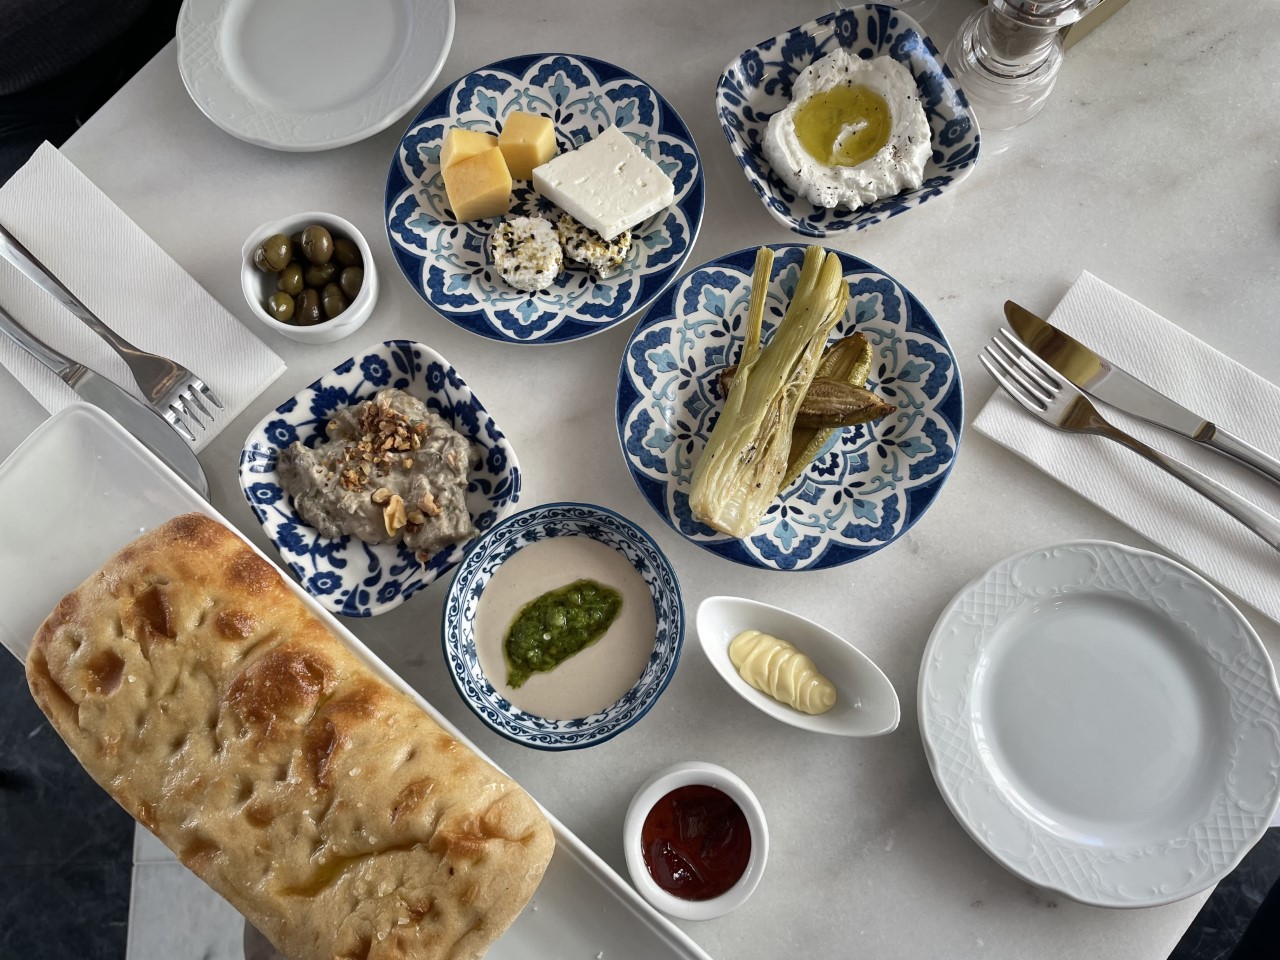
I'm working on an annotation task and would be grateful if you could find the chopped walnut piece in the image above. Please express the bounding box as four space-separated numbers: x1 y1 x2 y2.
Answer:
371 487 393 506
406 510 426 525
383 495 407 535
419 492 442 517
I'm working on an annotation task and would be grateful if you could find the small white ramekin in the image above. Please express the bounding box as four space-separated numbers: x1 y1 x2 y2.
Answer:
240 211 378 344
623 760 769 921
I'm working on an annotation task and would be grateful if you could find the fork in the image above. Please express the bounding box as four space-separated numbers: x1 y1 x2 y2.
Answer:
0 222 222 442
982 328 1280 552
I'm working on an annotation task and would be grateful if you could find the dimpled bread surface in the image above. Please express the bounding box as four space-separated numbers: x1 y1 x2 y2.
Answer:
25 513 554 960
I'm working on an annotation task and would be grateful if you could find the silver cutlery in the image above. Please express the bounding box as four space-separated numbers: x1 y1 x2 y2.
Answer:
0 302 209 497
0 221 222 443
1005 301 1280 488
982 329 1280 552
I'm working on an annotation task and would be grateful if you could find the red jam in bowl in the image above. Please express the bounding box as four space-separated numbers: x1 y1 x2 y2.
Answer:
640 784 751 901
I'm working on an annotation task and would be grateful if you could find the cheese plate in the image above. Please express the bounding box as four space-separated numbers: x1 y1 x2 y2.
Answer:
0 404 713 960
384 52 704 344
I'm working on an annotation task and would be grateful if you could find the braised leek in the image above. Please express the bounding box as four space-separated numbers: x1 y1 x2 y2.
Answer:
689 246 849 537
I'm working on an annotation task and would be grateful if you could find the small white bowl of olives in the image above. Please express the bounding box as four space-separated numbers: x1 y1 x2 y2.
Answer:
241 211 378 344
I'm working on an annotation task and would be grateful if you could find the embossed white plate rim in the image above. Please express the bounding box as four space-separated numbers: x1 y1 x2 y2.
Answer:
176 0 456 152
918 539 1280 908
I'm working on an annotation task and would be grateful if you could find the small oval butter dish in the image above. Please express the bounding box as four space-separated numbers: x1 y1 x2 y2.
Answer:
696 595 900 737
623 761 768 922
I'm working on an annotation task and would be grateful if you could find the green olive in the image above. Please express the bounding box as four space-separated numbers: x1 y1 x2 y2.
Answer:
322 282 349 319
294 289 324 326
256 233 291 272
332 237 362 268
266 291 295 322
277 262 304 296
300 225 334 265
304 261 337 287
339 266 363 299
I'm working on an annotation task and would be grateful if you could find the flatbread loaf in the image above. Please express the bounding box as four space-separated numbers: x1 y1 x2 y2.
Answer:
26 513 554 960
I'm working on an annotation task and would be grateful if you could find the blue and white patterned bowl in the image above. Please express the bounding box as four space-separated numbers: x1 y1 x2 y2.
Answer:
442 502 684 750
616 244 962 571
238 340 521 617
385 53 705 344
716 5 980 238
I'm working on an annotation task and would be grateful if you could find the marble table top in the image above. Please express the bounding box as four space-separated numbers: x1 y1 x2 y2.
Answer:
2 0 1278 958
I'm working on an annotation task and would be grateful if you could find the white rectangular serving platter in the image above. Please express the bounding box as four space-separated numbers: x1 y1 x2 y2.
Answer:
0 403 712 960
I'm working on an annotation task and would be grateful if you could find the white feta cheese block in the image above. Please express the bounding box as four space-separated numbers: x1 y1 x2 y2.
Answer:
532 126 674 241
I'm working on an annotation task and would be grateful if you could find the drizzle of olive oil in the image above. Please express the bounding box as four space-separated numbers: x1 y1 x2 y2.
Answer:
793 84 891 167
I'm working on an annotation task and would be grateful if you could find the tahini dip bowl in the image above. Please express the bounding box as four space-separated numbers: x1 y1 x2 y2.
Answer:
696 595 900 737
441 501 684 750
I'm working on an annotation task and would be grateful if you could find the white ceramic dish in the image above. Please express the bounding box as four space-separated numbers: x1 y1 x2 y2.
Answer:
240 212 378 344
696 596 899 737
0 403 713 960
177 0 455 152
919 540 1280 908
623 761 768 922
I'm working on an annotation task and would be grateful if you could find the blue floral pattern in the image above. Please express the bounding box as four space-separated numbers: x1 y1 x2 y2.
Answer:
615 245 963 571
238 340 522 617
442 503 684 750
384 53 705 344
714 6 981 238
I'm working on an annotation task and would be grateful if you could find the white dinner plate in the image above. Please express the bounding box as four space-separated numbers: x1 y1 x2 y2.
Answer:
0 404 712 960
919 541 1280 908
177 0 455 151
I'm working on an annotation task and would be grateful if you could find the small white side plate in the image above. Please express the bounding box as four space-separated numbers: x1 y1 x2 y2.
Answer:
696 595 899 737
919 540 1280 908
177 0 455 151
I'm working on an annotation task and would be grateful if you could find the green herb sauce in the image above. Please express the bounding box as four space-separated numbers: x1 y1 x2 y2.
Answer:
504 578 623 688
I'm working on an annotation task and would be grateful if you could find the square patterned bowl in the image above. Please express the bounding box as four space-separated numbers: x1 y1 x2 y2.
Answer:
239 340 521 617
716 4 980 238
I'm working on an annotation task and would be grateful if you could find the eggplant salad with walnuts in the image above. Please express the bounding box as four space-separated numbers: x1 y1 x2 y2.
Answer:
277 388 476 560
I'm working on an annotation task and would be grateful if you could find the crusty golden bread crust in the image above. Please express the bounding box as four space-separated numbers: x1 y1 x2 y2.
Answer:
26 513 553 960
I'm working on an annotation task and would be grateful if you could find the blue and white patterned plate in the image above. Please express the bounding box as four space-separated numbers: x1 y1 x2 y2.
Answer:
384 53 705 344
716 5 980 238
442 502 684 750
238 340 521 617
616 244 962 571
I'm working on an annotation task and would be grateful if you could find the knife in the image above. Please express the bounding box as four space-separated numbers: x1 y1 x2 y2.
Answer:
1005 301 1280 488
0 303 209 497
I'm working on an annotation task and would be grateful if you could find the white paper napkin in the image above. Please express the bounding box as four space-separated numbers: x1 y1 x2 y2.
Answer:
975 271 1280 627
0 143 283 452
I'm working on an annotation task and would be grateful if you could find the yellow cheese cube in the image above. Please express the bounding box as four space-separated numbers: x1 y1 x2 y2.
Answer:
498 112 557 180
442 147 512 222
440 128 498 170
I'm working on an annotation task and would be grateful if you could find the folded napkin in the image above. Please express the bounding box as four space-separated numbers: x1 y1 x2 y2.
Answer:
0 143 283 452
975 271 1280 627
